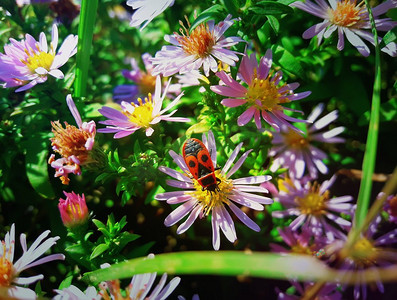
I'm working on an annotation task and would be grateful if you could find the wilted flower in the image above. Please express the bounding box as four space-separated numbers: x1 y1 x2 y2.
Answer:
326 215 397 300
127 0 175 30
0 24 77 92
98 76 189 138
276 281 342 300
211 50 311 132
291 0 397 56
151 15 243 77
269 103 345 179
113 53 181 103
155 131 273 250
0 224 64 299
272 175 353 239
49 94 97 185
58 191 89 228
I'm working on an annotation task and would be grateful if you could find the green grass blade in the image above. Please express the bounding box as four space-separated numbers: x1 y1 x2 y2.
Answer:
82 251 397 285
74 0 99 97
353 0 381 229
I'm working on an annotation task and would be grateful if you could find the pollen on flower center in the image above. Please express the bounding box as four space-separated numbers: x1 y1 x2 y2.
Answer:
176 21 216 58
126 94 154 128
23 51 55 73
0 244 13 287
245 70 287 111
190 170 233 216
295 182 328 215
350 237 377 267
284 129 309 149
328 0 366 28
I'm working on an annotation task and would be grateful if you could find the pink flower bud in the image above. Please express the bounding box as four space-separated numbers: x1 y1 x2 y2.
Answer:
58 191 89 228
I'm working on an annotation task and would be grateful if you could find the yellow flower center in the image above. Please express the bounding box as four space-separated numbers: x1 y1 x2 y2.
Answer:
350 237 377 267
125 94 154 128
284 129 309 149
291 242 315 256
50 121 92 164
189 170 233 216
295 182 328 215
176 17 216 58
328 0 366 28
23 50 55 73
0 243 13 287
138 73 157 95
245 70 288 111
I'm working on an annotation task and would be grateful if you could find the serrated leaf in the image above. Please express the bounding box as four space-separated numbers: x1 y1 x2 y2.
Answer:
190 5 225 32
90 243 109 259
24 133 55 199
249 1 294 15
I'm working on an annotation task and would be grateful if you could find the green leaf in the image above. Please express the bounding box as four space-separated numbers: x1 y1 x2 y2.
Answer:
273 45 304 78
267 15 280 34
90 243 109 259
58 275 74 289
380 27 397 49
248 1 294 15
221 0 239 16
145 184 165 204
65 244 86 255
24 133 55 199
189 5 225 32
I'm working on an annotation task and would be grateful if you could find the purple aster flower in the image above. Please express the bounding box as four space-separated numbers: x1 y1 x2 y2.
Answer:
276 281 342 300
127 0 175 30
272 175 354 239
98 76 189 138
211 50 311 133
383 193 397 223
325 215 397 300
155 131 273 250
113 53 181 103
0 224 64 299
53 285 100 300
269 103 345 179
291 0 397 56
151 15 243 77
0 24 77 92
49 94 97 185
270 226 326 256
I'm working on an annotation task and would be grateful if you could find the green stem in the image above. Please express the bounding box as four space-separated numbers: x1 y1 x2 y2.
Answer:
353 0 381 229
74 0 99 97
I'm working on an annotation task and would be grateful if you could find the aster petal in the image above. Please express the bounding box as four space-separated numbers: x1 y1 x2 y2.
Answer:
237 107 256 126
220 98 247 107
166 179 194 189
302 21 330 39
164 199 197 226
226 149 253 179
66 94 83 128
232 175 272 185
221 142 243 176
212 210 221 250
217 206 237 243
215 71 247 94
154 276 181 300
233 190 273 204
176 205 201 234
228 202 260 232
169 150 189 173
158 166 191 182
228 194 264 211
13 274 44 285
344 28 370 56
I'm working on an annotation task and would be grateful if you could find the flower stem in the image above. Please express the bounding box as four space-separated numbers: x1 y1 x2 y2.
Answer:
74 0 99 97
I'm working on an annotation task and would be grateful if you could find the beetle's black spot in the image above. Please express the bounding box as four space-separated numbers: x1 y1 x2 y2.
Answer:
189 160 196 168
201 154 208 162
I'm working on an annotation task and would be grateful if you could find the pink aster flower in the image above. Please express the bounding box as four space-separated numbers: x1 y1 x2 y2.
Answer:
127 0 175 30
0 224 64 299
98 76 189 138
269 103 345 179
155 131 273 250
291 0 397 56
48 94 97 185
326 215 397 300
58 191 89 228
0 24 78 92
151 15 243 77
113 53 181 103
211 50 311 133
272 175 353 239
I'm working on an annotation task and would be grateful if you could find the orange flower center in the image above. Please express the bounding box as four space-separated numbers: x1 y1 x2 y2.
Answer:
295 182 328 215
245 69 289 112
284 129 309 149
328 0 366 28
138 73 157 95
176 17 216 58
0 243 13 287
50 121 91 164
